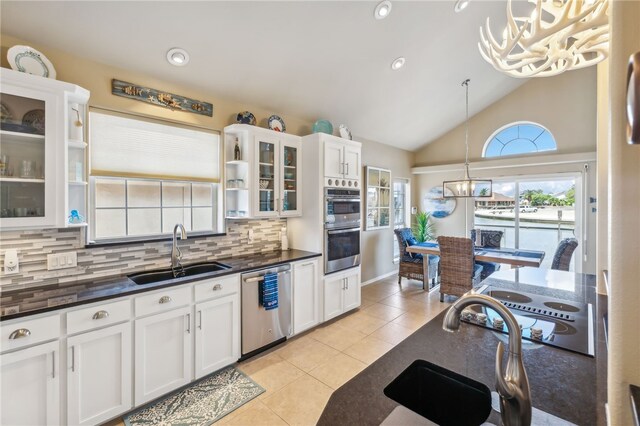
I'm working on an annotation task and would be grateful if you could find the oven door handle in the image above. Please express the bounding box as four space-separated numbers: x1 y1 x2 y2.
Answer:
325 197 361 203
327 228 360 235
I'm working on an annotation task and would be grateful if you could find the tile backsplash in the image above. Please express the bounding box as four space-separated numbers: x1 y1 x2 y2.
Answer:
0 219 285 291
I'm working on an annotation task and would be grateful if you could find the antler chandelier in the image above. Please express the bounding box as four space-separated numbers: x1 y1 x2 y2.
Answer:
479 0 609 78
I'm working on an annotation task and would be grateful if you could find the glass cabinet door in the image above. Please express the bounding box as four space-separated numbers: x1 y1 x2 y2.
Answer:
0 92 52 225
281 141 300 216
256 138 277 215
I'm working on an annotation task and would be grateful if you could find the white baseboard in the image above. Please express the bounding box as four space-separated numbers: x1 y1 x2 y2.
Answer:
361 269 398 286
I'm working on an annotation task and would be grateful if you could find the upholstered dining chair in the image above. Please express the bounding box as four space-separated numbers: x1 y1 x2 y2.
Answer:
437 236 483 302
394 228 439 290
470 229 503 280
551 238 579 271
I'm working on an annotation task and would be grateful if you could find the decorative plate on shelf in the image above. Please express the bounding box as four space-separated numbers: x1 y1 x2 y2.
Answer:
22 109 45 134
268 115 286 132
236 111 256 125
312 119 333 135
338 124 352 140
7 45 57 79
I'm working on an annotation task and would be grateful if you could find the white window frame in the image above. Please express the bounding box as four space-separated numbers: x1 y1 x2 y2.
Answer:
393 178 411 263
483 121 557 158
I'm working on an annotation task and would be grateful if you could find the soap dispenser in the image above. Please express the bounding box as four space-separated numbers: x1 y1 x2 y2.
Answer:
281 227 289 251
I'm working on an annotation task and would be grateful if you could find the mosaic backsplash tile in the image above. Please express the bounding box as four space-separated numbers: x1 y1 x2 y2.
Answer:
0 219 285 291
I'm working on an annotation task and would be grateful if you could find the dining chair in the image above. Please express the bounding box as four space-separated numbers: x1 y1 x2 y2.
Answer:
437 236 483 302
470 229 503 280
394 228 439 290
551 238 579 271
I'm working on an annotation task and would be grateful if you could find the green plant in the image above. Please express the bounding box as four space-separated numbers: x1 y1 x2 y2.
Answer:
412 211 436 243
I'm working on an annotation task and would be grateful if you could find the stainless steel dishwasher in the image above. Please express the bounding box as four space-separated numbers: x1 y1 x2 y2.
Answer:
241 264 292 359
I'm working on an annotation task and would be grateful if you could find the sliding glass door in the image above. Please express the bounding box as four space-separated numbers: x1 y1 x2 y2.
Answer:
474 175 580 271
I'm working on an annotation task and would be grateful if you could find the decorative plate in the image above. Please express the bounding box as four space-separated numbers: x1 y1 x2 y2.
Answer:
312 119 333 135
0 102 12 122
236 111 256 125
423 186 457 218
268 115 286 132
22 109 45 134
338 124 352 140
7 45 57 79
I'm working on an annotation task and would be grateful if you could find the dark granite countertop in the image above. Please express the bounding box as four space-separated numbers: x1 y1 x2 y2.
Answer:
0 249 320 321
632 384 640 426
319 268 606 426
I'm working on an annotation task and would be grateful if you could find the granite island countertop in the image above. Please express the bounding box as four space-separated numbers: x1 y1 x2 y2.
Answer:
319 268 607 426
0 249 320 321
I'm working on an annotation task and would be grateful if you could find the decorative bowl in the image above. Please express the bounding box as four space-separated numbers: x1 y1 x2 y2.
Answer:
312 119 333 135
259 179 269 189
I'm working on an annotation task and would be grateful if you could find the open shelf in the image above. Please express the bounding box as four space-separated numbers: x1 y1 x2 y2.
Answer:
0 129 45 142
69 181 88 186
0 177 45 183
225 187 249 191
226 160 248 165
67 222 88 228
68 139 87 149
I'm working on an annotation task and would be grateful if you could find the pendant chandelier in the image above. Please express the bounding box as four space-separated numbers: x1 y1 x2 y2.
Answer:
479 0 609 78
443 79 492 198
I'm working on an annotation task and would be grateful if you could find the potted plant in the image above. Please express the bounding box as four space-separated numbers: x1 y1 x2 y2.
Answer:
412 211 436 243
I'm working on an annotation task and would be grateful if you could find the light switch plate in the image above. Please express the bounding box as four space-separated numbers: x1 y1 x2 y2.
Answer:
47 252 77 270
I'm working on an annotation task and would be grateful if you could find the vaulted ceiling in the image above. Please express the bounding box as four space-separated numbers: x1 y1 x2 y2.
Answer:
1 1 532 151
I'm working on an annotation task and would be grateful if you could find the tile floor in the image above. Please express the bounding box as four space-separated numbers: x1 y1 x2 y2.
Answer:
107 276 450 426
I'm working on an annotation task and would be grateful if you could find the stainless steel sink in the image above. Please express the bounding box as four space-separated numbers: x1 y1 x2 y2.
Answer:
128 262 231 285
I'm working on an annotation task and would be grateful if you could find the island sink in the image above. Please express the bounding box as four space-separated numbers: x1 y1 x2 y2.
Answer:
384 360 492 426
128 262 231 285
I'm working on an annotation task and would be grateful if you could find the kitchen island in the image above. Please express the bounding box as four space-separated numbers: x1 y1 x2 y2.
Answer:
319 268 606 426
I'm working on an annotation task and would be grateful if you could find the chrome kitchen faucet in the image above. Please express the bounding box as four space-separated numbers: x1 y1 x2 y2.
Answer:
171 223 187 277
443 293 532 426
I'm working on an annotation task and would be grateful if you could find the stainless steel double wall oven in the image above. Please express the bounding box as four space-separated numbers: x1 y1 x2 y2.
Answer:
324 188 361 274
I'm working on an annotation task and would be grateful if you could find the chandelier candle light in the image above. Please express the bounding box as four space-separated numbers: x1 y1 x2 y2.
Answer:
479 0 609 78
443 79 492 198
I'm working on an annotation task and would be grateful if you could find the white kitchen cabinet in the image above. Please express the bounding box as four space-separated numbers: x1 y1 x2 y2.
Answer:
0 68 89 229
343 145 361 181
1 340 60 425
293 259 320 334
322 137 361 183
323 140 344 179
134 306 192 405
223 124 302 219
323 267 361 321
67 322 132 425
194 293 240 378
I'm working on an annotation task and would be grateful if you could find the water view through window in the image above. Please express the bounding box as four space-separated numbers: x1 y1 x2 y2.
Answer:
474 178 577 271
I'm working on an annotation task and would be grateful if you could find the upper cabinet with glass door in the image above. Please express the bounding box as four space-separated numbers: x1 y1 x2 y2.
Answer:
0 68 89 229
223 124 302 219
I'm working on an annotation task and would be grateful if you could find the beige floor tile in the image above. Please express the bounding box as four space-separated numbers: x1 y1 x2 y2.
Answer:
333 310 388 335
238 353 305 397
263 375 333 426
370 322 416 346
275 336 340 372
378 293 430 312
361 283 399 302
360 297 377 308
220 400 287 426
309 322 367 351
391 310 431 331
343 335 394 365
237 351 284 376
215 398 265 424
308 352 367 390
360 303 406 321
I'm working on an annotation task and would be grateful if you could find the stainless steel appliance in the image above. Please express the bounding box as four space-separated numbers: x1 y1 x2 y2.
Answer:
241 265 292 359
325 188 361 228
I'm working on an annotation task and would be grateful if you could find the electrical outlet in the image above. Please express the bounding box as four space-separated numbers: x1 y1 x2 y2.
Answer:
3 249 19 275
3 305 19 315
47 252 77 270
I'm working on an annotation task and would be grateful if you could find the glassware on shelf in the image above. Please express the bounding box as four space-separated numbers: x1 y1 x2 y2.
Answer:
68 209 85 224
20 160 35 178
0 154 8 176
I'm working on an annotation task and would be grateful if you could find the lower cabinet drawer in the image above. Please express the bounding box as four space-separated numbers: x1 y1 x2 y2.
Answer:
66 299 131 335
194 274 239 302
135 286 191 317
0 314 60 353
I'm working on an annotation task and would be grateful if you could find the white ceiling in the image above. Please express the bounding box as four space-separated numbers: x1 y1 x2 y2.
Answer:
1 1 531 151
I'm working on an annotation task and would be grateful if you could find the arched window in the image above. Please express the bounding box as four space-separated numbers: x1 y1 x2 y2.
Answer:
483 122 557 158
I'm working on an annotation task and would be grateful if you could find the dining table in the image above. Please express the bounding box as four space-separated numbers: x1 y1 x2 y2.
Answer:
406 242 546 292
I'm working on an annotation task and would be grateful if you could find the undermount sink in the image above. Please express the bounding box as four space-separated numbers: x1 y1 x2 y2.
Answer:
384 360 492 426
128 262 231 285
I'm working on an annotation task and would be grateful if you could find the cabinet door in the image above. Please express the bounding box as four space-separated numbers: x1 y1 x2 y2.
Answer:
0 86 58 229
343 145 361 181
1 341 59 425
135 306 192 405
194 294 240 379
343 271 361 312
67 322 132 425
280 137 302 217
324 274 345 321
324 140 344 179
293 260 319 334
254 135 280 218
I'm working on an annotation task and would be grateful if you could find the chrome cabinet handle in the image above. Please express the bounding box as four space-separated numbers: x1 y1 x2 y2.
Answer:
301 262 314 267
212 284 223 291
52 351 55 379
92 310 109 320
70 346 75 372
186 313 191 334
198 311 202 330
159 296 172 304
346 163 349 176
8 328 31 340
281 198 285 212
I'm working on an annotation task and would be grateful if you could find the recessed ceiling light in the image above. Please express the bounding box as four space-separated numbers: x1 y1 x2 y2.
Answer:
391 57 405 70
166 48 190 66
374 1 392 19
454 0 471 13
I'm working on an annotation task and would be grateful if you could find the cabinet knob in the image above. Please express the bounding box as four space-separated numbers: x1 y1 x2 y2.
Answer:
159 296 172 304
212 284 223 291
8 328 31 340
92 310 109 320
